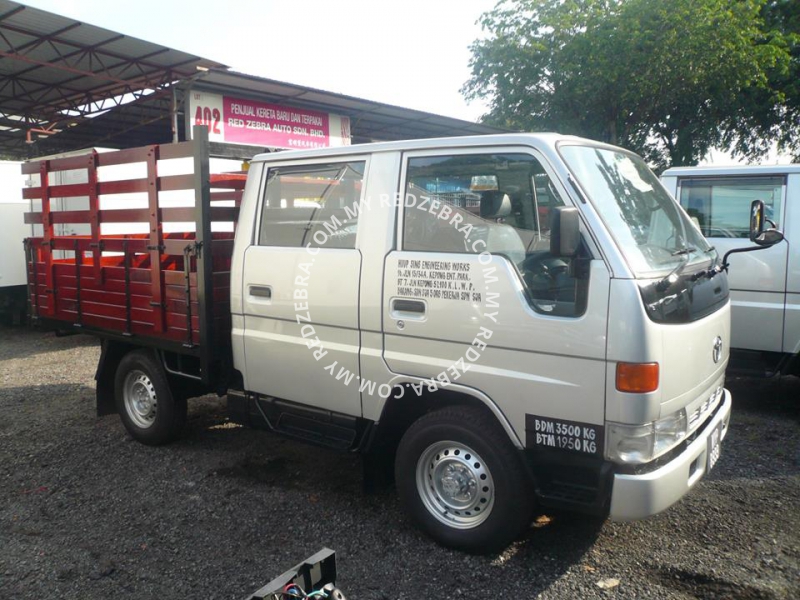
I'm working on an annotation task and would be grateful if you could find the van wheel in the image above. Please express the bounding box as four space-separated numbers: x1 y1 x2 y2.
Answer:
114 350 186 446
395 406 534 553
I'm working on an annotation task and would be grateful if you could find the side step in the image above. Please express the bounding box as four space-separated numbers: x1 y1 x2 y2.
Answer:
227 390 368 451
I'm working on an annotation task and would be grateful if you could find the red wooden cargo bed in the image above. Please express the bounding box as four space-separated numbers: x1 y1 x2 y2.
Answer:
23 129 244 385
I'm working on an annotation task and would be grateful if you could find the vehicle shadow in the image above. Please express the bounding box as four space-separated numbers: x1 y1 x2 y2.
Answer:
177 395 602 597
726 374 800 418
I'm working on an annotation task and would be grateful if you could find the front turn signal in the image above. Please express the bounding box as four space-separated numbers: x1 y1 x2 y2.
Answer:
616 362 659 393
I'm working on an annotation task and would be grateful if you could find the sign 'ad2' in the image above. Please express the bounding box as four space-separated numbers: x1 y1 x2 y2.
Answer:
187 89 352 150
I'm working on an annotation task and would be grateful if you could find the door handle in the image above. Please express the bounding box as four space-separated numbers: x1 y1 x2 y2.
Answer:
392 299 425 314
249 285 272 299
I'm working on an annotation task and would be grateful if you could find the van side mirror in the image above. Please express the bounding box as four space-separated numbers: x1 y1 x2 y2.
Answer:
752 228 784 247
749 200 765 242
718 199 786 272
550 206 580 257
749 199 784 247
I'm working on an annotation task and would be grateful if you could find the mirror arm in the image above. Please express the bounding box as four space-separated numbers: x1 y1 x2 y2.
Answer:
719 244 772 272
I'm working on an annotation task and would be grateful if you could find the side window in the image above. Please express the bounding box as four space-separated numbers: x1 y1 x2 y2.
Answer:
259 161 365 249
679 176 784 238
403 153 588 317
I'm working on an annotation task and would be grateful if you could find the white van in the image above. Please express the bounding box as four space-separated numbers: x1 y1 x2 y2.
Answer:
661 165 799 377
30 132 781 552
0 161 32 323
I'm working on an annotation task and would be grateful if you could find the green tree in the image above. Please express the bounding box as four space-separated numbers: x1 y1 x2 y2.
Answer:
723 0 800 160
463 0 795 170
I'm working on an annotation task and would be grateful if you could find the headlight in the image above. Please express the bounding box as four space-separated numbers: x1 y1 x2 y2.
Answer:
607 409 687 464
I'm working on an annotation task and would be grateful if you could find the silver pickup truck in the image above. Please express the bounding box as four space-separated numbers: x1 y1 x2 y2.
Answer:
26 132 781 553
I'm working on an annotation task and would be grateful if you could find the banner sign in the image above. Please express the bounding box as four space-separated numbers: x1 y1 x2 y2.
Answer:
187 90 351 149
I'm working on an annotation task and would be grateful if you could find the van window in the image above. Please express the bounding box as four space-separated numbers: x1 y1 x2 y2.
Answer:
259 161 365 248
403 153 588 317
678 176 784 239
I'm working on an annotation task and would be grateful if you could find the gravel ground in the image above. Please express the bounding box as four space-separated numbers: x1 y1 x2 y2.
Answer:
1 324 798 600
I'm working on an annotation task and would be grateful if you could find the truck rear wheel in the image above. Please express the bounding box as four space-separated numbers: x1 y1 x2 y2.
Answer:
114 349 186 446
395 405 534 553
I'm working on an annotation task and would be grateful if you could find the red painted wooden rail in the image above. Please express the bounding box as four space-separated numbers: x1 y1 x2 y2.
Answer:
23 131 245 356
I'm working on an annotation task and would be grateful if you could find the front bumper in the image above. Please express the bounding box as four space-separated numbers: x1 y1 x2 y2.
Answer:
608 389 731 521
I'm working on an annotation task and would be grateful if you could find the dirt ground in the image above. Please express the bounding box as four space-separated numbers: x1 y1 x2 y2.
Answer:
1 325 798 599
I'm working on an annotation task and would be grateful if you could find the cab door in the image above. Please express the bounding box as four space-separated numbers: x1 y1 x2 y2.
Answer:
240 158 367 417
382 147 610 448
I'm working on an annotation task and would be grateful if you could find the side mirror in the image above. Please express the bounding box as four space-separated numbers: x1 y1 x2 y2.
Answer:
752 228 784 247
748 199 784 247
720 200 786 271
550 206 580 257
749 200 765 242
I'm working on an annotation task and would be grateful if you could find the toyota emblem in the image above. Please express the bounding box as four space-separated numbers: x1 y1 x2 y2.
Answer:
712 336 723 363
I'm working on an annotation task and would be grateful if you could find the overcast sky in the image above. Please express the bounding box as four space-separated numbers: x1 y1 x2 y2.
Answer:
22 0 494 122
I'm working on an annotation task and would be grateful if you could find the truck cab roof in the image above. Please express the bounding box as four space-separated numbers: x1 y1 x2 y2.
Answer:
663 164 800 177
250 133 610 163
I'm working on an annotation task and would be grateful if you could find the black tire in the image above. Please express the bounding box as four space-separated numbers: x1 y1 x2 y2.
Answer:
395 405 534 553
114 349 186 446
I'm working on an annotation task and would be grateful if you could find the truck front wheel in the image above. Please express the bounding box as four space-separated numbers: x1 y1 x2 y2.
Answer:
395 406 534 553
114 350 186 446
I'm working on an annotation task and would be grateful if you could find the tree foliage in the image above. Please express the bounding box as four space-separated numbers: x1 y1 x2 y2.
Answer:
463 0 797 169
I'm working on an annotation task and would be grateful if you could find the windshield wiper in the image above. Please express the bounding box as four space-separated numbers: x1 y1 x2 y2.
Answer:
655 246 697 292
688 246 723 282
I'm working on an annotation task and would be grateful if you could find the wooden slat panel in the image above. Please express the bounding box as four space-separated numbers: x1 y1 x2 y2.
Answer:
95 238 150 253
45 208 158 226
158 140 195 160
99 208 151 222
97 179 148 195
22 138 238 352
50 210 90 224
159 174 194 192
161 207 195 221
96 146 151 167
211 239 235 256
210 191 243 202
165 311 199 332
43 154 94 173
21 161 40 175
24 182 91 199
58 287 152 309
164 270 195 286
160 206 238 222
163 238 198 256
55 275 152 299
209 207 239 221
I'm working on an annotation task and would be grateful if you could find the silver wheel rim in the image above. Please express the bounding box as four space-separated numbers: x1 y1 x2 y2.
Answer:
416 441 495 529
123 370 157 429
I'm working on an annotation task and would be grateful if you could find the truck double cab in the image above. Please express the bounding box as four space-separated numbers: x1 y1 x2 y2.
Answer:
23 128 780 552
661 165 798 377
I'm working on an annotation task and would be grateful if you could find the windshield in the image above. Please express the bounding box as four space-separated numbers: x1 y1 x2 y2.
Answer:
559 145 714 278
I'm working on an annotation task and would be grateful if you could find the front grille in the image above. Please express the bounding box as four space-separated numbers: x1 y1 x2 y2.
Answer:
689 386 723 431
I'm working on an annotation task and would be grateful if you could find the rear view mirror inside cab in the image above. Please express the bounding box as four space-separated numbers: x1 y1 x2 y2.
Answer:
470 175 499 191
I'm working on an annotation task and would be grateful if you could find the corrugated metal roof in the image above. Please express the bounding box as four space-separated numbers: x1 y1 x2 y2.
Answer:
185 70 503 142
0 1 504 160
0 0 225 158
